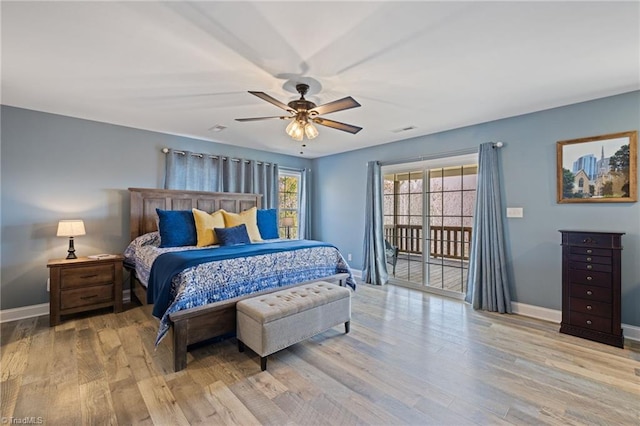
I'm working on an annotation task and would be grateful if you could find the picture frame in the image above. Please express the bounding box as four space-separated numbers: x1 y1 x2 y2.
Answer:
556 130 637 203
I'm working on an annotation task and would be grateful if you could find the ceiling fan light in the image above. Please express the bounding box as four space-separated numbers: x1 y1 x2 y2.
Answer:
304 123 319 139
292 126 304 141
286 119 300 136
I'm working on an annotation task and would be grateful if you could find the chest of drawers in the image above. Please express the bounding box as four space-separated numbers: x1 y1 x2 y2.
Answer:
47 256 124 326
559 230 623 347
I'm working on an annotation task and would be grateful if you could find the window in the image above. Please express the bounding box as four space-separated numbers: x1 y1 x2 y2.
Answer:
279 170 301 238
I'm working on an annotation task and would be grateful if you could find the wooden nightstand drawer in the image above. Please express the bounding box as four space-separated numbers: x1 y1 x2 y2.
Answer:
61 284 114 310
61 264 114 289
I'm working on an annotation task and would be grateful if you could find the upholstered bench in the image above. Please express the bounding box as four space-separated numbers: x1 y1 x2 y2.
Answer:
236 281 351 371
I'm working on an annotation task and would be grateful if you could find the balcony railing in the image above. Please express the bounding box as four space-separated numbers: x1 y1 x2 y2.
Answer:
384 224 472 260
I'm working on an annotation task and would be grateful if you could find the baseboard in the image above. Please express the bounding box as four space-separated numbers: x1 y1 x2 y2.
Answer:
511 301 562 323
511 301 640 343
0 290 131 324
350 269 363 280
2 289 638 343
0 303 49 323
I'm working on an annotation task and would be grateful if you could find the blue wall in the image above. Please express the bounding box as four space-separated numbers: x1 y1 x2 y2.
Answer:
2 92 639 328
312 91 640 327
0 106 311 310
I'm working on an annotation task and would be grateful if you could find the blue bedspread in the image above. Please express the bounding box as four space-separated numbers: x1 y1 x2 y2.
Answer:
147 239 355 344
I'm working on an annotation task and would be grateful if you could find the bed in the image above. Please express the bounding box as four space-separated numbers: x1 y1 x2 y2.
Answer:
125 187 354 371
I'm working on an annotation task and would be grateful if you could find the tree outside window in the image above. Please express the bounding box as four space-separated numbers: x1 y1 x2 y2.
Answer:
279 171 300 238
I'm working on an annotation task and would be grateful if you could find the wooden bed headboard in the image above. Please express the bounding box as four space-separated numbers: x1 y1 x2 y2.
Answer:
129 187 262 241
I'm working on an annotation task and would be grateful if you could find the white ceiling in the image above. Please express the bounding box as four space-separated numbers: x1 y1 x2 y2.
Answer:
2 1 639 158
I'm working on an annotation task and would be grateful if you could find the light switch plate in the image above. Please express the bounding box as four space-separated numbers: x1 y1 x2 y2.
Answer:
506 207 524 218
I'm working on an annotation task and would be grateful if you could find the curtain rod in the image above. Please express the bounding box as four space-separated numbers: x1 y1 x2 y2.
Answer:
161 148 272 166
379 146 480 167
378 143 504 167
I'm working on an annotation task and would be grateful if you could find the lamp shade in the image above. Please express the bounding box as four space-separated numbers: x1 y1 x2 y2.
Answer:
57 220 86 237
282 217 294 227
304 122 319 139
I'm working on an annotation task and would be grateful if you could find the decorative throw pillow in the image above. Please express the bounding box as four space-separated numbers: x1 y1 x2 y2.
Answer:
192 208 225 247
156 209 197 248
214 224 251 246
256 208 279 239
220 207 263 242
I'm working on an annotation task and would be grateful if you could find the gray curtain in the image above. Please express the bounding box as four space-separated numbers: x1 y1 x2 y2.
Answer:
299 168 312 239
362 161 388 285
465 143 512 313
165 149 279 209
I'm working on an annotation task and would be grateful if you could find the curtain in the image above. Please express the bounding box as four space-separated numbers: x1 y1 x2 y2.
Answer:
165 149 279 209
299 168 312 239
465 143 512 313
362 161 388 285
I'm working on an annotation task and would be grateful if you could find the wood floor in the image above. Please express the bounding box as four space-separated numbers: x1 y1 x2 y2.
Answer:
2 284 639 425
393 254 469 293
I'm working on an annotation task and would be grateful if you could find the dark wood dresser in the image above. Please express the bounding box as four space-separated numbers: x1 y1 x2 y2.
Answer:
559 230 624 347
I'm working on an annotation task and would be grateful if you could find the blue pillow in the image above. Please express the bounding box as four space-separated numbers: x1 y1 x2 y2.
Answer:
256 209 279 239
156 209 197 248
215 224 251 246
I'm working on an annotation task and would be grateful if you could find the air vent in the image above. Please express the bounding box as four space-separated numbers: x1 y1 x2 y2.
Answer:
208 125 227 132
392 125 417 133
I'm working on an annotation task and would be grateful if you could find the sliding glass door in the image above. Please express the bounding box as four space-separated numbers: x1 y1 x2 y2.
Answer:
383 154 477 297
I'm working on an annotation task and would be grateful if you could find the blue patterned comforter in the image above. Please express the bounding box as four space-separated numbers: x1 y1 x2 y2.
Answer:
124 234 355 344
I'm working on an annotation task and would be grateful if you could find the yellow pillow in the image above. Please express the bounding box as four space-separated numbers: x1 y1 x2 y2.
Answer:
192 208 225 247
221 207 263 242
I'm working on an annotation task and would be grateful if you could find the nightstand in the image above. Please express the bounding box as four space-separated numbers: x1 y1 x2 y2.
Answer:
47 255 124 326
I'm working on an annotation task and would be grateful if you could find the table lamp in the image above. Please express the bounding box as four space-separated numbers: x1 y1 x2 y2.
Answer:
282 217 294 239
57 220 86 259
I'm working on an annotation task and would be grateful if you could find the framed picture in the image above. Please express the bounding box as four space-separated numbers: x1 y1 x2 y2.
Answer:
556 130 637 203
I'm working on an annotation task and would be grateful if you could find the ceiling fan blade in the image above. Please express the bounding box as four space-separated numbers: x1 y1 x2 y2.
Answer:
312 117 362 134
235 115 291 122
309 96 361 116
248 91 296 113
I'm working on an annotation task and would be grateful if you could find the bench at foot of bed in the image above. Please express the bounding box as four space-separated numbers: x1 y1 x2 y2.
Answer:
236 281 352 371
168 273 350 371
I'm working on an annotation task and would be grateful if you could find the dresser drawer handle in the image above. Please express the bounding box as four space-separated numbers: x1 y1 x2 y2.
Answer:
81 274 99 279
586 257 592 262
582 238 596 244
80 295 98 300
586 249 592 254
586 305 592 310
586 320 592 325
586 265 592 270
586 276 592 281
586 290 593 296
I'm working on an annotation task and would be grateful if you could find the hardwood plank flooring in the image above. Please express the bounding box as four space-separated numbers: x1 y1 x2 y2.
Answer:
393 254 469 293
1 284 639 425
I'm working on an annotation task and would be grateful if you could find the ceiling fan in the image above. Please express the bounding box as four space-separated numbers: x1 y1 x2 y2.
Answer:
235 83 362 141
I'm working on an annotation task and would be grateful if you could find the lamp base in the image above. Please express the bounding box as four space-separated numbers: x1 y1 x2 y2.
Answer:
66 237 77 259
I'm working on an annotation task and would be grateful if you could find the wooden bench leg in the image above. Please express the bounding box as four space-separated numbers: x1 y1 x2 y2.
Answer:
261 356 267 371
345 321 350 334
